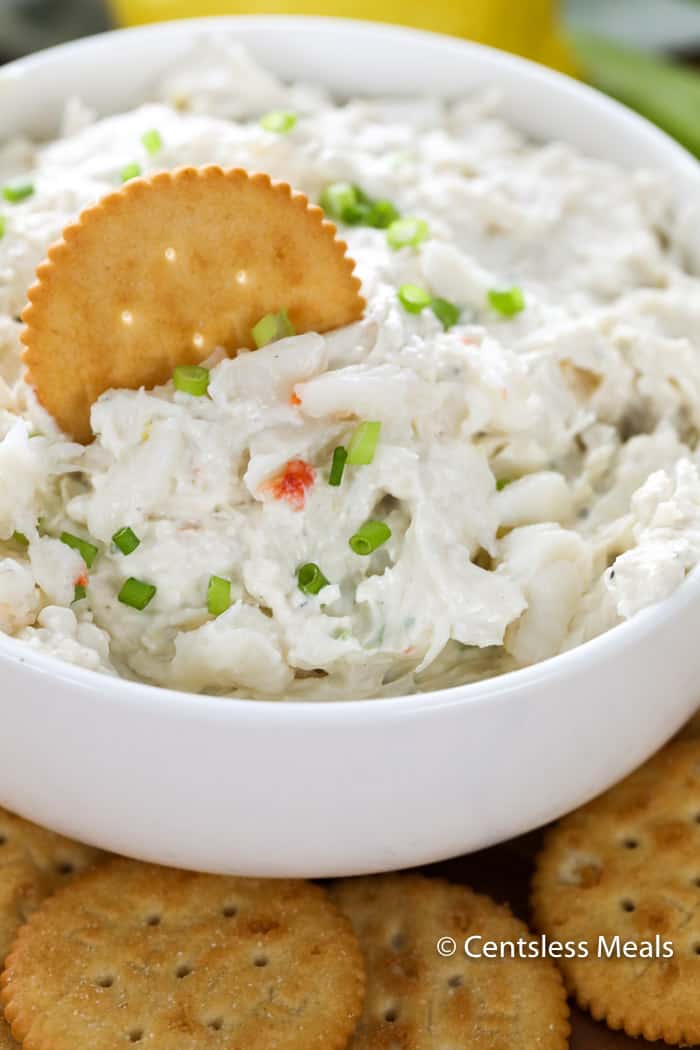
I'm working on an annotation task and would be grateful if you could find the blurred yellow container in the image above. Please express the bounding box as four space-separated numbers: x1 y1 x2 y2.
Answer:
108 0 577 75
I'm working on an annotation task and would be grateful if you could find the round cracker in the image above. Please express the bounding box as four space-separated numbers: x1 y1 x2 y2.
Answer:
532 739 700 1045
22 166 365 442
0 806 104 1048
331 873 569 1050
1 858 366 1049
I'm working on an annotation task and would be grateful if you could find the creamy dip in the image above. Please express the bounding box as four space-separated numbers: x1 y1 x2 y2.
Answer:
1 41 700 700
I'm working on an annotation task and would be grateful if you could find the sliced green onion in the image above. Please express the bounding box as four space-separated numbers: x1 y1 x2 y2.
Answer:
387 216 429 250
432 297 461 330
73 584 87 602
141 128 163 155
11 531 28 548
173 364 210 396
496 478 512 491
297 562 330 595
0 216 5 240
329 446 348 486
342 200 373 226
347 421 381 466
60 531 99 569
2 181 34 204
118 577 156 610
349 520 392 556
367 199 400 229
260 110 297 134
251 309 296 349
398 284 432 314
120 162 142 183
207 575 232 616
319 182 371 224
488 286 525 318
112 526 140 555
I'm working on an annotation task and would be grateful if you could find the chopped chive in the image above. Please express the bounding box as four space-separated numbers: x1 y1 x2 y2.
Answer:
387 216 429 250
120 162 142 183
11 531 28 548
496 478 512 491
488 286 525 318
141 128 163 155
260 110 297 134
0 215 5 240
207 575 232 616
297 562 330 595
349 520 392 556
73 584 87 602
173 364 210 396
432 297 461 330
2 180 34 204
118 577 156 610
319 182 362 224
60 531 99 569
112 526 140 555
347 421 381 466
329 445 348 486
367 199 400 229
251 309 296 349
398 284 432 314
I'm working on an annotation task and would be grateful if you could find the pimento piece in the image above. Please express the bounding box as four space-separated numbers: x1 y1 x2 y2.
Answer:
264 459 315 510
75 572 88 589
289 391 302 406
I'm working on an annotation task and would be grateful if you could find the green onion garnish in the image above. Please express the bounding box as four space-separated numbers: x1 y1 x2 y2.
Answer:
118 577 156 610
431 297 461 330
398 284 432 314
251 309 296 349
0 216 5 240
329 446 348 486
2 181 34 204
319 182 361 223
173 364 210 397
488 286 525 318
207 575 232 616
367 200 400 229
73 584 87 602
112 526 140 555
297 562 330 595
11 531 28 548
260 110 297 134
347 421 381 466
120 163 142 183
349 520 392 556
386 216 429 250
60 531 99 569
141 128 163 155
496 478 512 491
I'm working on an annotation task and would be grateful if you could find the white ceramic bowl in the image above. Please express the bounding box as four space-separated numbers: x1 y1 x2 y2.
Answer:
1 16 699 877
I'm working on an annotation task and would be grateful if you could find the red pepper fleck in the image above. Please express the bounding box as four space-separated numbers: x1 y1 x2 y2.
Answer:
290 391 302 406
264 459 315 510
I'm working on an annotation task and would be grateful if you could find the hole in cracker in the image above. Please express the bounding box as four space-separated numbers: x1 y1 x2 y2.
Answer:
390 930 406 951
694 812 700 824
222 905 238 918
694 944 700 956
384 1007 399 1023
121 310 134 326
97 975 115 988
57 861 75 875
175 964 193 979
208 1018 224 1031
621 899 636 912
146 914 161 926
694 877 700 888
447 974 463 988
253 954 269 968
164 247 177 262
0 834 6 845
622 838 639 850
129 1029 144 1043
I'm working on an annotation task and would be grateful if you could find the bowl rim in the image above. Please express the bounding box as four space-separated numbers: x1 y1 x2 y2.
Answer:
1 13 699 718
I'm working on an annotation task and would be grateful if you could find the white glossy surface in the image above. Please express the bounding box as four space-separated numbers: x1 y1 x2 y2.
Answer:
0 16 699 876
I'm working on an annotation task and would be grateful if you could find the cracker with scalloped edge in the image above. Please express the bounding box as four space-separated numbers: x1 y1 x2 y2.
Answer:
0 806 105 1048
1 858 366 1050
331 873 570 1050
22 166 365 442
532 738 700 1045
